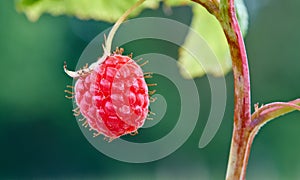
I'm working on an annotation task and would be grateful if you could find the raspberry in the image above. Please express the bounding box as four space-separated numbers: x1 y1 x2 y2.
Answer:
65 49 150 140
63 0 155 140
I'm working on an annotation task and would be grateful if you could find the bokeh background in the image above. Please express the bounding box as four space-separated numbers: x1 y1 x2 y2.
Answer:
1 0 300 179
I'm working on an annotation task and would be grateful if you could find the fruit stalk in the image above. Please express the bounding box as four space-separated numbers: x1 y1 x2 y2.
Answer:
103 0 146 59
91 0 145 69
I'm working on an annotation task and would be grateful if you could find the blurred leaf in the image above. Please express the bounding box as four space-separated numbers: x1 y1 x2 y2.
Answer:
178 0 248 78
163 0 190 6
15 0 160 22
235 0 249 36
178 5 232 78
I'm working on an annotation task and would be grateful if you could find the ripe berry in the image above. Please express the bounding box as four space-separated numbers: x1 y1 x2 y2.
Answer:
65 48 150 140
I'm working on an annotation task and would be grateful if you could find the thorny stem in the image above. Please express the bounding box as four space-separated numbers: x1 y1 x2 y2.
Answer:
191 0 300 180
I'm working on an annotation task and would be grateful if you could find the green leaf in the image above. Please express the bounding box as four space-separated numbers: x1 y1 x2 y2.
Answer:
178 4 232 78
15 0 160 22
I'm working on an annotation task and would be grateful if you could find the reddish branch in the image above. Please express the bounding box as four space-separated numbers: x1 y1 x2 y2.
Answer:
218 1 252 180
191 0 252 178
251 99 300 128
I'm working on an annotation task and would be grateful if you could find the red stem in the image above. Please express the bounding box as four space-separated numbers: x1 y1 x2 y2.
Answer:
223 0 251 126
251 99 300 128
192 0 252 179
218 1 252 179
223 35 251 176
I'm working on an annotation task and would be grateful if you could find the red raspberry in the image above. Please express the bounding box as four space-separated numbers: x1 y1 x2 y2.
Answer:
69 51 150 139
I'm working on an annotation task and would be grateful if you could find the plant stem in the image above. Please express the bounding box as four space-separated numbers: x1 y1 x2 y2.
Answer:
88 0 146 70
251 99 300 128
191 0 252 179
225 124 251 180
104 0 145 57
219 1 252 179
191 0 220 16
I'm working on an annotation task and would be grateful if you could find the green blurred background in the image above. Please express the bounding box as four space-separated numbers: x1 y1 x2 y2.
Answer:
1 0 300 179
